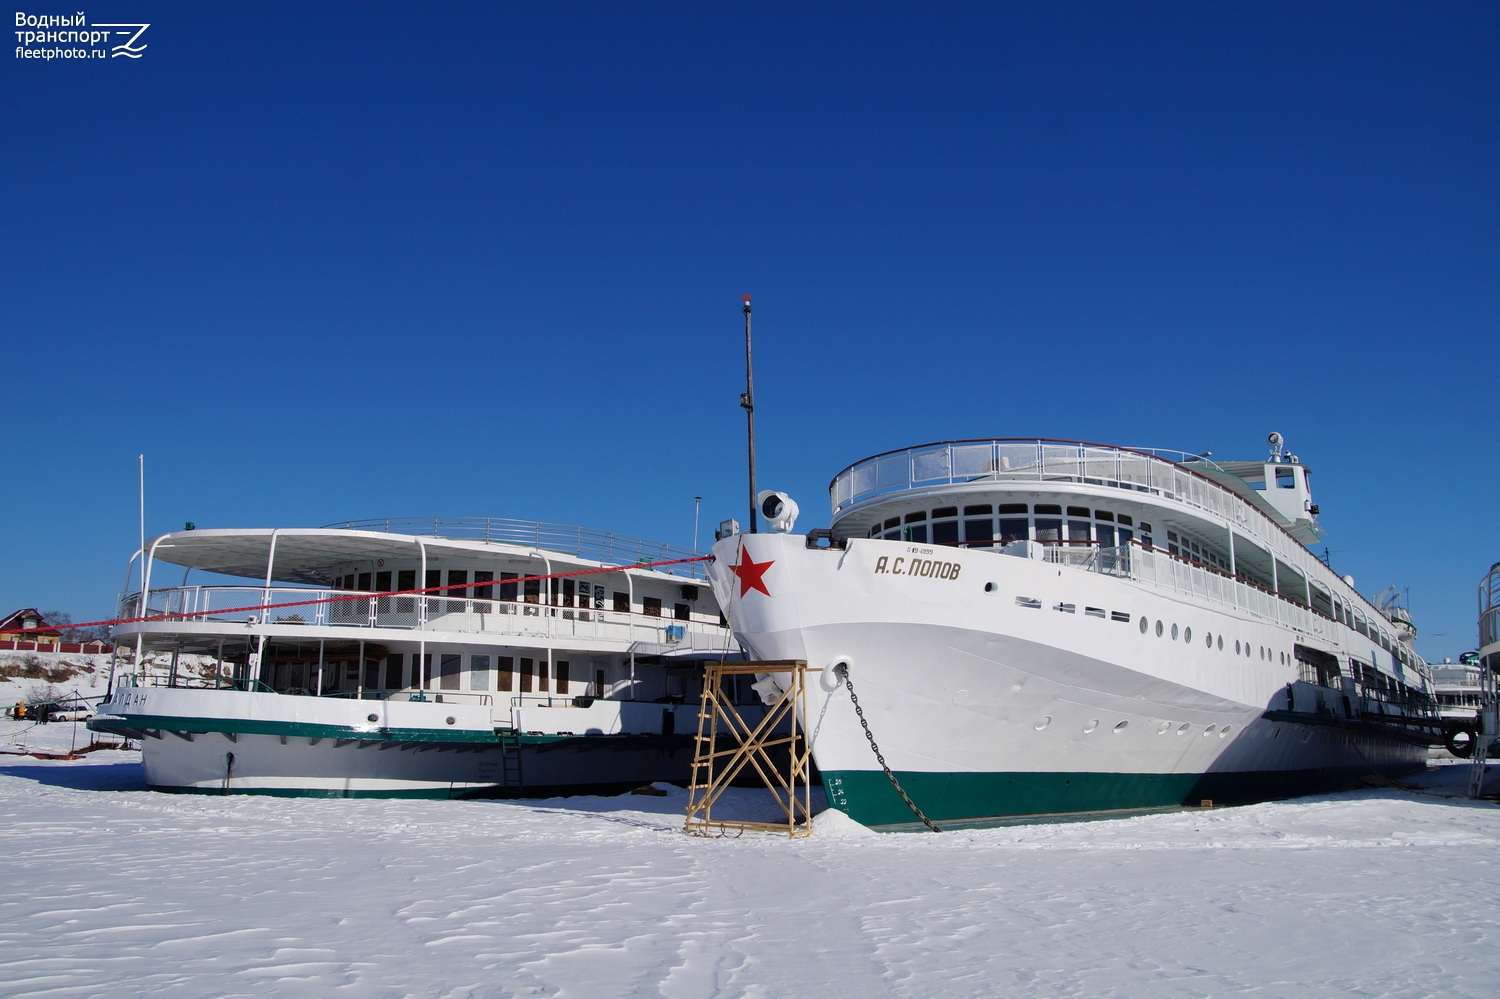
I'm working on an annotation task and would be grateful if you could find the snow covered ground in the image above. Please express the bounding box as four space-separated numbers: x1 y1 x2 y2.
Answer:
3 727 1499 999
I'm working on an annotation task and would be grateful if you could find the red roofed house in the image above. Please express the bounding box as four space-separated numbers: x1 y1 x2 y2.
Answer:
0 608 62 648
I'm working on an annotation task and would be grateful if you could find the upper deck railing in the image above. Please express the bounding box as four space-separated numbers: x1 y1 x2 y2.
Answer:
829 438 1298 555
1480 562 1500 651
320 517 706 579
116 584 727 651
831 439 1225 518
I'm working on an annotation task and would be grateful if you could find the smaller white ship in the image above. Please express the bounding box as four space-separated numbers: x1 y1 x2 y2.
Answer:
92 518 741 797
1431 652 1484 757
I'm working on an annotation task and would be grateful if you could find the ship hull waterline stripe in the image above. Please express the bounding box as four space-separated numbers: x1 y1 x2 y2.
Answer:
89 713 695 749
822 763 1427 829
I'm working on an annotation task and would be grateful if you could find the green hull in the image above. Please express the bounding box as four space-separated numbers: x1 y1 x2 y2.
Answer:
823 763 1425 829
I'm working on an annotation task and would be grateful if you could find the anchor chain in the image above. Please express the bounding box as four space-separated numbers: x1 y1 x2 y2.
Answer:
836 664 941 833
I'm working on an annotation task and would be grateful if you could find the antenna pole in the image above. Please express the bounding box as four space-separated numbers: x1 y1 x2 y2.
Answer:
138 453 146 559
693 496 702 553
740 295 758 533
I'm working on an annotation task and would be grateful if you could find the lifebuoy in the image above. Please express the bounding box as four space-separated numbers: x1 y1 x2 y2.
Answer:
1446 727 1476 759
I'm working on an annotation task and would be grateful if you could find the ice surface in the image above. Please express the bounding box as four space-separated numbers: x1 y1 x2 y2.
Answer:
3 730 1499 998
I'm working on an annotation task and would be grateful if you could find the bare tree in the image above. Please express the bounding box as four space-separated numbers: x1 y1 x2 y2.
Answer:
36 611 107 644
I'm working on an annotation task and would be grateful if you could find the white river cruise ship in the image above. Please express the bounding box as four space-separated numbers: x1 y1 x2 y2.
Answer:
707 435 1439 828
93 518 740 797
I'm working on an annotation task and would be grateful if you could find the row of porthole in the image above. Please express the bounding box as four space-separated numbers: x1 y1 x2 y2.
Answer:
1138 616 1291 665
1035 714 1234 739
1012 589 1293 668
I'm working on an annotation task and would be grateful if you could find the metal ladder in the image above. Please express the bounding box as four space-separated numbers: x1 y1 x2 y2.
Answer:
498 728 524 791
1468 704 1498 798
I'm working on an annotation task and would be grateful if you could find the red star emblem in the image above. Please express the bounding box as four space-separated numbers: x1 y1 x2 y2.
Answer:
731 548 775 598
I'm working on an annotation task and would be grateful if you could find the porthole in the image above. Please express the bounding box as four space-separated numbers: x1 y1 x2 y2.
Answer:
1113 720 1129 733
1171 623 1179 640
1155 620 1164 637
1219 726 1232 739
1205 632 1212 647
1035 714 1052 731
1183 626 1192 643
1083 719 1100 734
984 581 997 593
1157 721 1171 735
1176 723 1191 735
1235 640 1241 654
1217 636 1223 651
1203 725 1217 737
1139 616 1149 634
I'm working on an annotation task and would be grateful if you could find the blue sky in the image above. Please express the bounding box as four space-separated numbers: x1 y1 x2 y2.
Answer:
4 2 1496 661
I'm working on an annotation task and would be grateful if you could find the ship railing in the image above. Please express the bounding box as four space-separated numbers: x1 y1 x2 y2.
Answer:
1129 543 1337 640
110 673 277 693
115 584 726 648
831 439 1316 579
1040 544 1132 576
317 516 708 580
1481 563 1500 652
387 690 492 706
1034 541 1337 643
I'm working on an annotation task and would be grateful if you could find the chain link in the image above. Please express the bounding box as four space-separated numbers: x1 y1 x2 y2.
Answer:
836 665 941 833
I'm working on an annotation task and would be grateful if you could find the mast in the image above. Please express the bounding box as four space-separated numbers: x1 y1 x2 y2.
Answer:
740 295 758 533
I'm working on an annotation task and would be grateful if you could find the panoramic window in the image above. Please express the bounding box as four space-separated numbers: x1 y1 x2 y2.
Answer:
447 570 468 599
1067 507 1092 545
931 506 959 545
1095 511 1116 547
1034 505 1062 543
998 504 1029 543
963 505 994 547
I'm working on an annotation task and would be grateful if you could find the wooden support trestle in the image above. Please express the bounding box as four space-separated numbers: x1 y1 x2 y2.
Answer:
684 660 816 838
